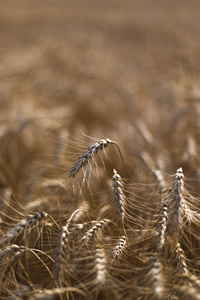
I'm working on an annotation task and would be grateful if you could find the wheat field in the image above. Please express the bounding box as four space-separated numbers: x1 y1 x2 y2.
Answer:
1 0 200 299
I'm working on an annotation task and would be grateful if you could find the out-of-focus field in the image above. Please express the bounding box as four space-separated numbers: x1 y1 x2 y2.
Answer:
1 0 200 124
1 1 200 299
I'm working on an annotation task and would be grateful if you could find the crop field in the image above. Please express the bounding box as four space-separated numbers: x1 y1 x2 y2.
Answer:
1 0 200 299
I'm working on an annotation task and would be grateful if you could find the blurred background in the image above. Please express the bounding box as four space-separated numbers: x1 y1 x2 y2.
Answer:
1 0 200 196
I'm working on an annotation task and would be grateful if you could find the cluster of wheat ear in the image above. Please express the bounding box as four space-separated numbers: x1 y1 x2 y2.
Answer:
1 104 200 300
0 132 200 300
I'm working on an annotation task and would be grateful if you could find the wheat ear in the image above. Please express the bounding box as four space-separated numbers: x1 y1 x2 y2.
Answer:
112 169 125 223
69 138 123 177
182 136 196 163
155 192 169 251
1 247 26 283
174 242 189 275
170 167 184 232
27 287 86 299
138 151 167 192
54 225 70 281
170 167 196 232
111 236 127 262
0 211 47 246
134 119 153 146
148 256 164 300
54 224 83 280
0 244 21 263
95 247 107 286
55 226 82 280
172 285 200 300
178 273 200 290
82 219 111 243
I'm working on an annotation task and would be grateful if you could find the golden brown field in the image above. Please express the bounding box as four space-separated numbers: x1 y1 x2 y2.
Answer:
1 1 200 299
